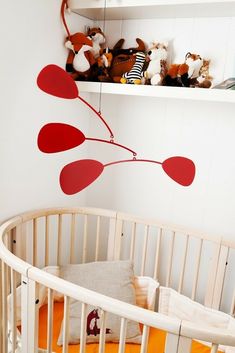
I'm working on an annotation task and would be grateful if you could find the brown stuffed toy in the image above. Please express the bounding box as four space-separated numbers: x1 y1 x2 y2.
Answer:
194 59 213 88
65 32 96 80
164 52 203 87
96 50 113 82
109 38 146 83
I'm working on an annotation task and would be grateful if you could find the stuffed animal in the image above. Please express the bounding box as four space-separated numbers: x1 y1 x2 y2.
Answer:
109 38 146 83
87 27 106 59
120 52 146 84
194 59 213 88
65 32 96 80
164 52 203 87
96 49 113 82
143 42 168 85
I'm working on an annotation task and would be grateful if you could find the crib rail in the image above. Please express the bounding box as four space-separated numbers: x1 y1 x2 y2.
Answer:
114 212 234 312
0 207 235 353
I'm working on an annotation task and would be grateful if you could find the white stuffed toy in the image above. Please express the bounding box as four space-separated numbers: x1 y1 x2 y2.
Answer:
87 27 106 59
143 42 168 85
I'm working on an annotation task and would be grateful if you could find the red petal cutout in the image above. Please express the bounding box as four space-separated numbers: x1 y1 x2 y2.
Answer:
37 64 78 99
162 156 196 186
38 123 85 153
60 159 104 195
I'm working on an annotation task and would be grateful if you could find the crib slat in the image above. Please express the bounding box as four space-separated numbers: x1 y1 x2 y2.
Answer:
5 234 11 295
140 325 150 353
20 223 27 261
47 288 54 353
25 223 31 265
166 232 175 287
95 216 101 261
7 230 13 252
98 310 107 353
1 261 8 353
45 216 50 266
212 245 229 309
118 318 127 353
130 222 136 261
211 344 219 353
141 226 149 276
178 235 189 293
107 218 117 261
178 336 192 353
165 333 179 353
13 224 24 263
70 214 76 264
114 219 123 260
10 268 17 353
80 303 87 353
33 218 38 267
62 296 70 353
12 226 17 253
191 239 203 300
57 215 62 266
12 227 21 287
82 215 88 263
204 243 221 307
153 228 162 280
230 289 235 317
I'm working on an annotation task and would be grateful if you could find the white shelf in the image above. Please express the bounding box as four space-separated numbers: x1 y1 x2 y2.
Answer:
69 0 235 20
77 82 235 103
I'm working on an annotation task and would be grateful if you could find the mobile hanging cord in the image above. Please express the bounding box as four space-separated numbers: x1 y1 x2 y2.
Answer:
98 0 108 131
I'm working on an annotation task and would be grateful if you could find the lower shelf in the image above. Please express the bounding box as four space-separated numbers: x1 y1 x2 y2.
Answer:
77 82 235 103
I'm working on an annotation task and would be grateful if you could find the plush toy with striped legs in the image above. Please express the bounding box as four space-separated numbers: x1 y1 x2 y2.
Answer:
120 52 146 84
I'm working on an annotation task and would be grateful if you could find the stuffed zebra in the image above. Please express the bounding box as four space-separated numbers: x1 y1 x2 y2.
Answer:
120 52 146 84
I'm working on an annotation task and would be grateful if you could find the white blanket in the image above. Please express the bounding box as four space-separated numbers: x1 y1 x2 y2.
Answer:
159 286 235 353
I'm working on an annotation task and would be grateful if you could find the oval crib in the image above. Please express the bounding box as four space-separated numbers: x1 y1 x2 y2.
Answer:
0 207 235 353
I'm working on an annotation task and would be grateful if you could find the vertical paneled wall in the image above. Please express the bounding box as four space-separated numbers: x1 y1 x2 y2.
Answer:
87 15 235 240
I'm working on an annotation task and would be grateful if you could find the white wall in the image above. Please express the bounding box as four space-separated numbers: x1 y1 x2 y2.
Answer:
88 94 235 239
87 16 235 244
0 1 93 221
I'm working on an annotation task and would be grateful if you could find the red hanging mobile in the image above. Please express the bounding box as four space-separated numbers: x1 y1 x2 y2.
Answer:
37 65 196 195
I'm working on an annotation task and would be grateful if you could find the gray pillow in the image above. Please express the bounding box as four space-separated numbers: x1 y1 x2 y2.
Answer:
57 260 142 345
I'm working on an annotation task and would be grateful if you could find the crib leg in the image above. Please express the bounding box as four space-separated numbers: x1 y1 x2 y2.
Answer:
21 276 39 353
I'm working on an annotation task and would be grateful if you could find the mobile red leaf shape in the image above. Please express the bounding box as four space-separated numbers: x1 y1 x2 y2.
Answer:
38 123 85 153
37 64 78 99
60 159 104 195
162 156 196 186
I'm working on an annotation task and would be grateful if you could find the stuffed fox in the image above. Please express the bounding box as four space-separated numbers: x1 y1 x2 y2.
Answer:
164 52 203 87
65 32 96 80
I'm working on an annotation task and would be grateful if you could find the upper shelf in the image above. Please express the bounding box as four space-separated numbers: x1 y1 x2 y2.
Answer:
69 0 235 20
77 82 235 103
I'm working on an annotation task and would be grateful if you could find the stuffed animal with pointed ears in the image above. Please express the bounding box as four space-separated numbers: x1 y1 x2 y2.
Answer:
143 41 168 85
65 32 96 80
164 52 203 87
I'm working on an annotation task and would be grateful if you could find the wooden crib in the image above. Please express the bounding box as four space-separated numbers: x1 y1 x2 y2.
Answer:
0 207 235 353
